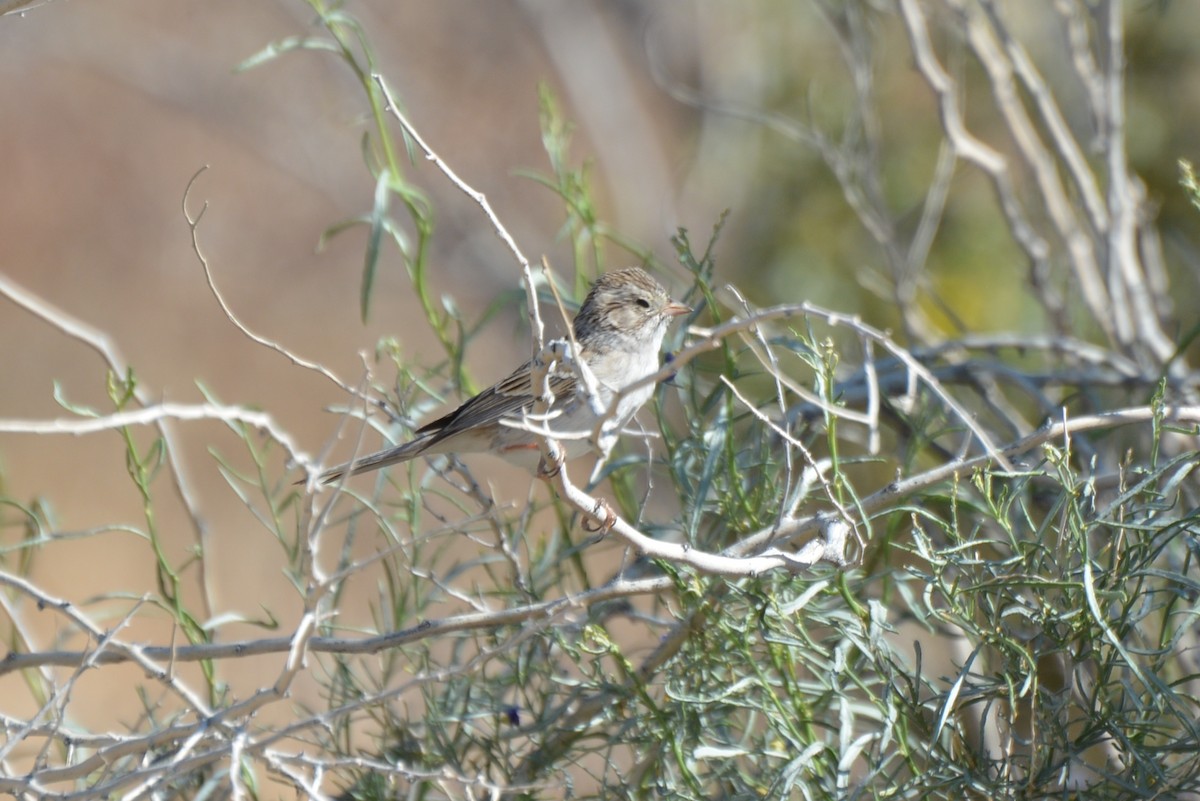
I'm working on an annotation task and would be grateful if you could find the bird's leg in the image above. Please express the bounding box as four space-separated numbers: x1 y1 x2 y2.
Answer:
581 498 616 533
528 340 568 481
535 443 565 480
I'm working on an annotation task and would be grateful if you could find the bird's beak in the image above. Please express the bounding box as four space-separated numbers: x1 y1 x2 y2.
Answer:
664 300 691 317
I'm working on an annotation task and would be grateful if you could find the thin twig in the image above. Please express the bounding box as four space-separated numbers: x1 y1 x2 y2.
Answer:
372 73 546 353
0 272 217 618
183 167 370 405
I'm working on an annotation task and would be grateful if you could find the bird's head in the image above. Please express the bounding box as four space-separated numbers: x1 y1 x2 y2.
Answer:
572 267 689 351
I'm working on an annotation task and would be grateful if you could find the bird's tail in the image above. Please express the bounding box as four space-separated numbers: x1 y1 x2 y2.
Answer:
311 437 435 485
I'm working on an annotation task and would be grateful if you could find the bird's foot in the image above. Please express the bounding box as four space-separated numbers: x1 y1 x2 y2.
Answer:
536 447 565 480
582 498 616 533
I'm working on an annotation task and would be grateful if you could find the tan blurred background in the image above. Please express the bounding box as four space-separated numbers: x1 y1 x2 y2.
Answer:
3 0 1200 747
0 0 783 735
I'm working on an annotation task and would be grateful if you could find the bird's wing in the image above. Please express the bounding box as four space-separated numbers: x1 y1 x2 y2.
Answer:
415 358 578 445
312 357 581 485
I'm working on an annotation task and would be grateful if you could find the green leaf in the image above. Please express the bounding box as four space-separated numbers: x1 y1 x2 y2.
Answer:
362 167 391 322
235 36 340 73
51 381 98 417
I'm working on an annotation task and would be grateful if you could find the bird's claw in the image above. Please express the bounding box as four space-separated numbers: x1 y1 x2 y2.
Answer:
536 447 565 480
582 499 616 533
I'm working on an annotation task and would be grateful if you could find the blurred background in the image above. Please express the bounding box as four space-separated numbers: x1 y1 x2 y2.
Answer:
3 0 1200 750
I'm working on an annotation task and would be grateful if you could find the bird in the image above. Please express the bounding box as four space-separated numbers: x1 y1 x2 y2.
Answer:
313 267 690 484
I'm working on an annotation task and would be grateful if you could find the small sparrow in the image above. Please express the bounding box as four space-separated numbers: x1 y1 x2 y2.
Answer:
316 267 690 484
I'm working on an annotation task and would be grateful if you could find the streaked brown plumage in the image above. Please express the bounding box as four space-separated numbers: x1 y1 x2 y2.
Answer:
314 268 689 484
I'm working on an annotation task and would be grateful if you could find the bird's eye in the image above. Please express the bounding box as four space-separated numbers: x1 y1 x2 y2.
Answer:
635 297 651 309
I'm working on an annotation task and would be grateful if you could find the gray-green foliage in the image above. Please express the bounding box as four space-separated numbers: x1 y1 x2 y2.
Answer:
3 3 1200 800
